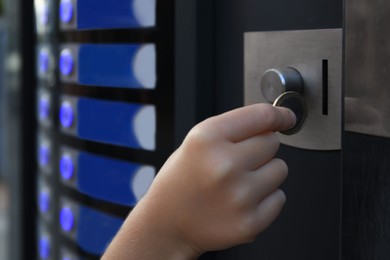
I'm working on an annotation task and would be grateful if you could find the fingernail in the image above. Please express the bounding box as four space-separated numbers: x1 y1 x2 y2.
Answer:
289 110 297 128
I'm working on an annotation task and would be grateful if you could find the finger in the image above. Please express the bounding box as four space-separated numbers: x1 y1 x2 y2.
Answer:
209 104 296 142
231 133 280 171
252 189 286 234
245 158 288 203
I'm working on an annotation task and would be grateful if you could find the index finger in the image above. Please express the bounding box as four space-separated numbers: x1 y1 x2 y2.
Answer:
211 104 296 142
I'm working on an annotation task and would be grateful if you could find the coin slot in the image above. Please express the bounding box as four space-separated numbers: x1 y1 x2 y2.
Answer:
322 59 328 115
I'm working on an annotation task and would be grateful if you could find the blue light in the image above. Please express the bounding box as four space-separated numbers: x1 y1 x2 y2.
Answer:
60 101 74 128
60 206 75 232
39 144 50 167
60 49 74 76
60 154 74 180
39 50 50 73
40 3 50 25
39 96 50 120
38 191 50 213
39 237 50 259
60 0 74 24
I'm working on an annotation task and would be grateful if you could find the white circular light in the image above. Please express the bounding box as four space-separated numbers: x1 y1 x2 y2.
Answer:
131 166 155 201
133 106 156 151
133 44 156 89
132 0 156 27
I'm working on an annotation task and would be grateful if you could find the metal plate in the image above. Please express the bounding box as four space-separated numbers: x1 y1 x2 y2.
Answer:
244 29 342 150
345 0 390 138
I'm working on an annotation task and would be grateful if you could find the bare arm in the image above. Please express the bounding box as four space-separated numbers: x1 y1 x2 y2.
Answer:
102 103 296 259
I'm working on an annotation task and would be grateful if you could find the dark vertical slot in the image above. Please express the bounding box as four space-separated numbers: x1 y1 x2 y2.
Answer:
322 59 328 115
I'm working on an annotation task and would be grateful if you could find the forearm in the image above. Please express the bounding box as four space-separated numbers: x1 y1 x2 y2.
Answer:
102 199 199 260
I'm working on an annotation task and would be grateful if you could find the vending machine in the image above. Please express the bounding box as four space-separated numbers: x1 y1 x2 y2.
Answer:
33 0 217 259
4 0 390 259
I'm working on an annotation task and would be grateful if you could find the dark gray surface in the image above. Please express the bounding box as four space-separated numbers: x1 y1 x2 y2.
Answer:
343 133 390 260
0 182 8 260
343 0 390 259
1 1 23 259
2 0 37 258
345 0 390 137
175 0 216 147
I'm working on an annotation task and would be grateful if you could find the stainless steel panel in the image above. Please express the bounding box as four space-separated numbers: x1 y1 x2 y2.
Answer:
345 0 390 138
244 29 342 150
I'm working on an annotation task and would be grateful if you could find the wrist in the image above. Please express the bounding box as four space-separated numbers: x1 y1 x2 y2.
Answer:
130 198 202 260
103 196 202 260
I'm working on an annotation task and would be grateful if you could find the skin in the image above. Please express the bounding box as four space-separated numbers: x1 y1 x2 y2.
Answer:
102 104 296 260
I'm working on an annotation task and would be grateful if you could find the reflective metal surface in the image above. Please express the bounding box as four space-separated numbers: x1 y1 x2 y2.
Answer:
245 29 342 150
345 0 390 137
261 67 303 103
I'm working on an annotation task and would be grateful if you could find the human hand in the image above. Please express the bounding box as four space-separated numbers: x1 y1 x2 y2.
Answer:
102 104 296 259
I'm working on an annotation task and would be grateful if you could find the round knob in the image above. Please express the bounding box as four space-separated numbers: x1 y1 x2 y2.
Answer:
273 91 308 135
261 67 304 103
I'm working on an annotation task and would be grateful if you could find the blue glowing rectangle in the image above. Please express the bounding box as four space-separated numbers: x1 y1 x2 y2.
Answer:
78 44 156 89
77 206 123 255
77 152 155 206
77 0 156 29
76 98 156 150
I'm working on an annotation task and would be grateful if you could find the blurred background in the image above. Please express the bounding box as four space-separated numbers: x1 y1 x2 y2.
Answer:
1 0 19 258
1 1 389 260
1 0 12 259
0 0 343 259
0 0 190 259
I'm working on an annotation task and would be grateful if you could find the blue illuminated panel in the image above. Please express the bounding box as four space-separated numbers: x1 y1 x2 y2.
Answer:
38 139 52 171
38 189 50 214
39 235 51 259
38 48 50 74
38 95 50 121
75 0 156 29
78 98 141 147
38 224 52 260
60 97 156 150
37 176 53 222
60 150 155 206
37 90 52 127
60 202 123 255
78 206 123 255
59 0 74 24
59 44 156 89
60 153 75 181
38 144 50 167
59 49 74 76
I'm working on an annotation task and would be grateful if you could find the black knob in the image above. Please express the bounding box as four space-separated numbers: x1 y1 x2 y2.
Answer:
273 91 308 135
